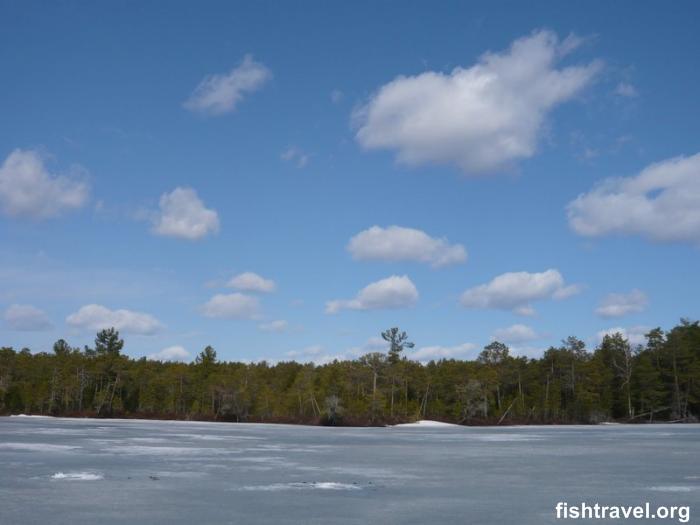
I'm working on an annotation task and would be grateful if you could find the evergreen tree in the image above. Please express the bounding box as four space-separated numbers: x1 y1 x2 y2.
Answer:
95 328 124 356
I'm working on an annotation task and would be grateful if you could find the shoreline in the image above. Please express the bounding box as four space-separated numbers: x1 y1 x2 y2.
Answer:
4 414 697 428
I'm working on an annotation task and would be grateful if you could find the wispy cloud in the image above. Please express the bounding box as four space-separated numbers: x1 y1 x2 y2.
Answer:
3 304 53 331
184 55 271 116
281 147 309 168
596 290 648 318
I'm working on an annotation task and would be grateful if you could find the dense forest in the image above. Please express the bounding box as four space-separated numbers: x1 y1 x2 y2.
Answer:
1 321 698 426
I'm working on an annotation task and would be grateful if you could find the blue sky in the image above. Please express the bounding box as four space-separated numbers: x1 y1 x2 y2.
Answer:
1 1 698 363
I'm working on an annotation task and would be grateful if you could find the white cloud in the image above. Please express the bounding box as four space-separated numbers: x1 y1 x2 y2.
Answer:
508 345 547 359
326 275 418 314
615 82 638 97
286 344 324 359
597 326 649 347
66 304 163 335
287 342 379 365
460 269 580 315
148 345 190 362
152 187 220 240
258 319 288 333
3 304 52 331
201 293 260 320
409 343 477 362
228 272 276 293
596 289 648 318
492 324 539 343
567 153 700 243
347 225 467 267
0 149 89 219
183 55 271 116
345 336 389 356
281 147 309 168
353 30 601 174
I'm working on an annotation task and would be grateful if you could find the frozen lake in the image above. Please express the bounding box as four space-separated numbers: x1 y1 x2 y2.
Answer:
0 417 698 524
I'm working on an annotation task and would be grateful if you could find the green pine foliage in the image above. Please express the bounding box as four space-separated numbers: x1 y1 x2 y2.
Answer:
0 323 698 425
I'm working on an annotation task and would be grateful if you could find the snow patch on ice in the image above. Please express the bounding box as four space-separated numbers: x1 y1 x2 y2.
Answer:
26 428 89 435
238 482 362 491
393 420 459 428
649 485 698 492
51 472 103 481
128 437 171 443
170 433 234 441
108 445 228 456
0 443 80 452
470 433 544 442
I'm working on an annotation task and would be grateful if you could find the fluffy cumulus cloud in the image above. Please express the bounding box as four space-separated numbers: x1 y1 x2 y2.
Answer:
183 55 271 115
492 324 539 343
201 293 260 320
3 304 53 331
353 30 601 174
66 304 163 335
152 187 220 240
409 343 477 362
460 269 580 315
597 326 649 347
227 272 276 293
0 149 89 219
347 225 467 267
595 289 648 318
326 275 418 314
258 319 288 333
567 153 700 244
148 345 190 362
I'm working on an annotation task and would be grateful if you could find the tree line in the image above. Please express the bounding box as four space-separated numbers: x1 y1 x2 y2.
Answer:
0 320 698 425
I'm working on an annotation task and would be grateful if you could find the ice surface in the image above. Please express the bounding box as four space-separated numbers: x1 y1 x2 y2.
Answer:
0 417 698 524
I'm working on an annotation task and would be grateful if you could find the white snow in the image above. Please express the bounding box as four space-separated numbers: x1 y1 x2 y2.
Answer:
393 420 459 428
238 482 362 491
51 472 104 481
649 486 698 492
0 443 80 452
108 445 227 456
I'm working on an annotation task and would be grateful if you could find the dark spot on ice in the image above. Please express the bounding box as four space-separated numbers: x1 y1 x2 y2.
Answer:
149 476 160 481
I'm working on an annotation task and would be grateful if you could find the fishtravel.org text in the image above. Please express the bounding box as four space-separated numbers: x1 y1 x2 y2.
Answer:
555 502 690 523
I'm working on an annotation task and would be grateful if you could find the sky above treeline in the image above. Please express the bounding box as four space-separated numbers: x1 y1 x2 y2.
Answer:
1 1 698 364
